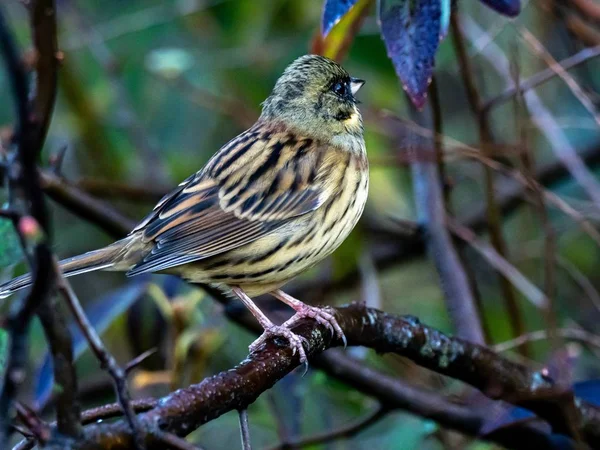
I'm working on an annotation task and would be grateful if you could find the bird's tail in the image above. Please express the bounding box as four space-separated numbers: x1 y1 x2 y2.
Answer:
0 237 137 299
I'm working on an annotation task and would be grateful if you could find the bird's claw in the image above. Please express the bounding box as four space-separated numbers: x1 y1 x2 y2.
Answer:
283 305 347 347
249 325 309 365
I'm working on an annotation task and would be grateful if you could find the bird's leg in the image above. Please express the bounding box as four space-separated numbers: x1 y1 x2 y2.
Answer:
231 286 308 364
271 289 347 347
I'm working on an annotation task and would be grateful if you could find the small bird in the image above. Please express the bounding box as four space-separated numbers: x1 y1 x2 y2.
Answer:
0 55 368 364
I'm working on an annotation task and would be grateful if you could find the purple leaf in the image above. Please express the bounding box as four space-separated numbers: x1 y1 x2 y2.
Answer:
322 0 360 37
379 0 443 108
479 0 520 17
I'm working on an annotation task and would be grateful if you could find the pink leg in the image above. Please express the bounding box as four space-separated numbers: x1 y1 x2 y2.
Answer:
271 290 347 347
231 287 308 364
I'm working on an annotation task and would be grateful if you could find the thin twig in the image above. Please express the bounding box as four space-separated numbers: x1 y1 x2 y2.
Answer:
565 14 600 46
451 11 525 348
125 348 158 374
14 403 50 445
238 409 252 450
447 218 548 308
56 271 145 450
556 256 600 314
463 17 600 209
493 327 600 352
80 398 157 426
40 170 137 237
518 28 600 128
268 405 387 450
76 178 168 203
482 44 600 113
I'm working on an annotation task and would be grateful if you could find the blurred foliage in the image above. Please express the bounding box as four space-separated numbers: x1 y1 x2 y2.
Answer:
0 217 22 269
0 0 599 448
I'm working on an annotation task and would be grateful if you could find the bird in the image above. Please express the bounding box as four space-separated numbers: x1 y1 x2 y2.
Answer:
0 54 368 364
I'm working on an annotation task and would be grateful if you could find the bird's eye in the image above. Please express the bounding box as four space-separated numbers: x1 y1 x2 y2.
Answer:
331 81 347 96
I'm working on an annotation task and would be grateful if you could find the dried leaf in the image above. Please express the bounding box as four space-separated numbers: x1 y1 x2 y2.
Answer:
379 0 443 108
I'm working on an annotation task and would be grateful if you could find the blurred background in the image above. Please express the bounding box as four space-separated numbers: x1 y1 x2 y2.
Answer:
1 0 600 448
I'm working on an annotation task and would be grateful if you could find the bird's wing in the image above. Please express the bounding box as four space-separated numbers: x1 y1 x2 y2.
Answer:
126 123 343 275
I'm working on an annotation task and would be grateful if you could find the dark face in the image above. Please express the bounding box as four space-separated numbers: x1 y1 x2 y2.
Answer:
315 74 365 122
261 55 365 136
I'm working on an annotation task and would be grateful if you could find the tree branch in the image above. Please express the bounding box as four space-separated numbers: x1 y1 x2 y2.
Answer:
406 96 484 344
63 304 600 449
0 0 80 445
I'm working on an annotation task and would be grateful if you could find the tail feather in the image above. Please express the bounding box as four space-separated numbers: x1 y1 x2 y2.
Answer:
0 238 135 299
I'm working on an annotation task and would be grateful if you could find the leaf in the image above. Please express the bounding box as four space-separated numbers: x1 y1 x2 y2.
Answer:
322 0 360 37
0 217 23 268
379 0 443 108
315 0 373 61
440 0 451 39
481 379 600 442
34 280 149 409
479 0 520 17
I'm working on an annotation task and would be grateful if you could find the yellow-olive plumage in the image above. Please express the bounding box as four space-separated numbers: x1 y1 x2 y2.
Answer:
0 55 368 363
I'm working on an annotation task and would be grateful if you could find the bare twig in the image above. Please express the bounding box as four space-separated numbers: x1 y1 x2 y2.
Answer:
482 44 600 113
125 348 159 374
267 405 387 450
40 170 137 237
447 218 547 308
518 28 600 127
463 17 600 209
451 11 525 347
557 256 600 313
80 399 157 426
14 403 50 445
56 272 144 450
238 409 252 450
565 14 600 46
76 178 168 203
493 327 600 352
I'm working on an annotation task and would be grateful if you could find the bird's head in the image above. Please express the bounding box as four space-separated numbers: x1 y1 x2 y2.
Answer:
261 54 365 140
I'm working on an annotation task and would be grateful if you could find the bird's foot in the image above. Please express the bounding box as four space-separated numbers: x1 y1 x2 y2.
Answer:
282 304 347 347
249 324 309 365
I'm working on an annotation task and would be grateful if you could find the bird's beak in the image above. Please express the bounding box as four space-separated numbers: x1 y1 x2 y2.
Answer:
350 77 365 96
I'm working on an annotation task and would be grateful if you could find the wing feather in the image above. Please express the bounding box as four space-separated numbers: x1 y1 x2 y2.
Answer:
127 123 338 276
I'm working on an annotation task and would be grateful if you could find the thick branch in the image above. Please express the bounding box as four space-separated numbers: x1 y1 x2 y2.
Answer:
69 304 600 449
0 0 79 445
